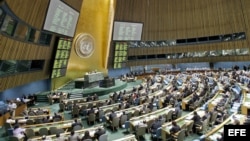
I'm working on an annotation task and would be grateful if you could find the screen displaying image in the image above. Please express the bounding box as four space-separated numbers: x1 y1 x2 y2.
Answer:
113 21 143 41
43 0 79 37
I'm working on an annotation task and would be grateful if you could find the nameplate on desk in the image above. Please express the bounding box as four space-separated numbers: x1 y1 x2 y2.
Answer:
224 125 250 140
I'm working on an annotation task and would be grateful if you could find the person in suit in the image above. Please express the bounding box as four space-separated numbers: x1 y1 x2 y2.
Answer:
81 130 92 140
43 116 51 123
147 102 154 111
68 130 80 141
94 128 106 140
71 119 82 128
55 133 64 141
86 95 92 102
172 104 181 119
53 113 62 121
150 118 161 134
109 110 117 121
170 121 181 135
87 107 95 115
192 111 202 133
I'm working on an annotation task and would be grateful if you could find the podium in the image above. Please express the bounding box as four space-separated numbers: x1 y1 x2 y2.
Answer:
99 77 115 88
74 72 105 89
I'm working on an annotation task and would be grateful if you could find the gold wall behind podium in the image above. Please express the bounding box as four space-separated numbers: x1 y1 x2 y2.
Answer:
52 0 116 90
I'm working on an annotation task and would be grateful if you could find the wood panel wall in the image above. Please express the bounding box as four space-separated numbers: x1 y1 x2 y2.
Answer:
115 0 246 40
111 0 250 67
0 0 83 91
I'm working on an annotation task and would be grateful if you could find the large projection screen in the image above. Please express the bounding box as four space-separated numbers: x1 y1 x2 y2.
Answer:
43 0 79 37
113 21 143 41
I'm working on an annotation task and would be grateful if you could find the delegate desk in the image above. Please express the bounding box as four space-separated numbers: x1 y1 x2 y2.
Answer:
204 113 246 141
63 97 87 105
208 92 224 111
181 94 193 110
104 104 146 122
27 107 50 115
84 72 104 83
22 119 80 133
113 134 137 141
161 108 205 140
241 92 250 115
77 99 110 109
29 125 104 141
85 103 121 115
129 106 174 132
7 113 64 125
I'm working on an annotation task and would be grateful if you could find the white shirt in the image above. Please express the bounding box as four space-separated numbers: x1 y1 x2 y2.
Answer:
13 127 25 139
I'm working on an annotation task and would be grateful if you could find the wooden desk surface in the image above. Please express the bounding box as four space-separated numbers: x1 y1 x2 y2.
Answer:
113 134 137 141
204 113 246 141
22 119 79 133
29 125 104 140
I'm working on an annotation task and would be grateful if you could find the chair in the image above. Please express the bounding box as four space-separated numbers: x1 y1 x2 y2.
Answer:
35 118 43 124
186 120 194 136
146 119 155 133
98 110 105 122
25 128 35 138
133 110 140 117
39 127 49 136
172 110 182 120
196 119 209 134
26 119 34 125
49 127 57 135
135 126 146 139
152 127 162 141
209 112 218 127
88 113 96 125
172 129 185 141
57 128 65 134
111 117 120 131
127 112 132 120
28 111 36 116
124 121 130 133
99 133 108 141
120 115 128 127
73 125 82 131
9 136 19 141
166 110 173 122
36 110 45 115
53 117 61 122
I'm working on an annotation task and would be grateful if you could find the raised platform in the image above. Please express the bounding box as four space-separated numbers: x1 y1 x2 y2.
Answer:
36 79 132 102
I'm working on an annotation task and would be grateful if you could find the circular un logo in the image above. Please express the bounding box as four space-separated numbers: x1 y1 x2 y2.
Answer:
75 33 95 58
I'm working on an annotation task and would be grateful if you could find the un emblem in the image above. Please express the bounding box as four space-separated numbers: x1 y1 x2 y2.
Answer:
75 33 95 58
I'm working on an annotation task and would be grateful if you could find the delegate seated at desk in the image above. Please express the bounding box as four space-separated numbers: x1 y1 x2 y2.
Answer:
170 121 181 136
71 119 83 128
192 111 202 133
94 127 106 140
13 124 27 140
109 110 117 121
81 130 92 140
149 118 161 134
68 130 80 141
